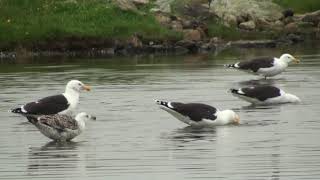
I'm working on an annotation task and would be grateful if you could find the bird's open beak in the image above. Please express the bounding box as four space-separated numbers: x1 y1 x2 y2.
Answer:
233 114 240 124
293 58 300 64
82 85 91 91
90 115 97 121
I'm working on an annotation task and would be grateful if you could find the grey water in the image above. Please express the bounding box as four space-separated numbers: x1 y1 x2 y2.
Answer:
0 45 320 179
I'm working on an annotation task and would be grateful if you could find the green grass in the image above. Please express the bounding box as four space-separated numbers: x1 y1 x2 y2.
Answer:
0 0 179 48
273 0 320 13
2 0 315 50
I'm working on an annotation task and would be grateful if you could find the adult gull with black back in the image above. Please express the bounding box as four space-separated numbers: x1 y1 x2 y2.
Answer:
230 85 300 105
155 100 240 128
11 80 91 117
225 53 300 79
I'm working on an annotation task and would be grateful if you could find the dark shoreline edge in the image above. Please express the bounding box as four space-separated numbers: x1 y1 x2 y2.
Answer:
0 35 316 60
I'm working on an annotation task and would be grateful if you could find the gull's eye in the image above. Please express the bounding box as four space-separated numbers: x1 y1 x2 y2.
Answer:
78 83 81 86
86 115 89 118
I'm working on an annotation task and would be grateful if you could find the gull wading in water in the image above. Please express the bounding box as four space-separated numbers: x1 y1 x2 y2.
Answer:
27 112 96 141
230 85 301 105
11 80 91 118
155 100 240 128
225 53 300 79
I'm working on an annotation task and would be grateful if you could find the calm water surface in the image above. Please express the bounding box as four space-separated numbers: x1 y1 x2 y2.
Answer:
1 46 320 179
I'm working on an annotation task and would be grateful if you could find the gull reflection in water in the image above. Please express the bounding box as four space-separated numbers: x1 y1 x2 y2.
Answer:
27 141 85 177
237 78 282 86
162 126 217 145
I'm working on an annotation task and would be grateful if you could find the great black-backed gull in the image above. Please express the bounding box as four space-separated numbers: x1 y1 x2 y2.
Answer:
230 85 300 105
11 80 91 117
155 100 240 127
225 54 300 79
27 112 96 141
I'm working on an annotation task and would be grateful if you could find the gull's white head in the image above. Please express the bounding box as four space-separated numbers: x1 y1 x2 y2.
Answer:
75 112 96 122
279 54 300 64
66 80 91 93
285 93 301 103
219 110 240 125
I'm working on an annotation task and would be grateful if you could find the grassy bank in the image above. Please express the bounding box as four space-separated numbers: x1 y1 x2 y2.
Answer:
1 0 319 51
0 0 178 49
273 0 320 13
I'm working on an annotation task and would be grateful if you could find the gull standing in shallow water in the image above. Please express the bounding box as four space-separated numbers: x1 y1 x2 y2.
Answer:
11 80 91 117
155 100 240 128
225 53 300 79
230 85 301 105
27 112 96 141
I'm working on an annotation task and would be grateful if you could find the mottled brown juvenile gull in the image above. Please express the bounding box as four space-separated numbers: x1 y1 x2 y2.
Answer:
27 112 96 141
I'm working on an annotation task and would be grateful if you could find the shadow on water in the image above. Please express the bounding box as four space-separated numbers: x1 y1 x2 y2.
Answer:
231 104 283 127
162 126 217 144
237 78 284 86
27 141 84 172
240 104 281 110
231 103 282 112
38 141 84 151
240 119 280 127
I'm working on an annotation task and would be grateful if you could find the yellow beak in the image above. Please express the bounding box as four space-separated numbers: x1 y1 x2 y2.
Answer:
293 58 300 64
233 114 240 124
83 85 91 91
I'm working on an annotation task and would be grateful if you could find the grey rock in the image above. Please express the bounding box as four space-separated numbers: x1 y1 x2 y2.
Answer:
302 10 320 26
171 20 183 31
239 20 256 30
153 0 175 13
211 0 282 27
113 0 137 11
132 0 149 6
282 16 295 25
274 20 284 27
284 22 298 33
183 29 203 41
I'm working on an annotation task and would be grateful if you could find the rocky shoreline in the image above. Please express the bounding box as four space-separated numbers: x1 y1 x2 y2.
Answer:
1 0 319 60
0 34 315 60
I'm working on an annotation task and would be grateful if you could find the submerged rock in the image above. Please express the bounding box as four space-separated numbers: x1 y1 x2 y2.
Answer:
176 40 198 53
287 34 304 43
